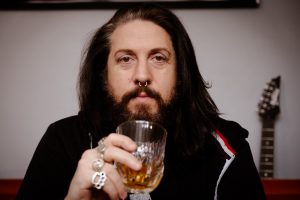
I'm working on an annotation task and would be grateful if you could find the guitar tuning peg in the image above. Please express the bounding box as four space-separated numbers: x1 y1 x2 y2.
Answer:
263 103 268 108
257 103 262 108
264 85 269 91
264 87 269 91
260 97 264 102
270 81 276 86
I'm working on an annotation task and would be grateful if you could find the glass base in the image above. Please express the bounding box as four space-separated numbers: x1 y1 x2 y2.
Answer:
129 193 152 200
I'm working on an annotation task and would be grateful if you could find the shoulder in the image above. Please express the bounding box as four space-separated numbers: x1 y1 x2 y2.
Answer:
49 115 80 129
43 115 84 142
38 114 90 155
216 117 249 137
213 117 249 152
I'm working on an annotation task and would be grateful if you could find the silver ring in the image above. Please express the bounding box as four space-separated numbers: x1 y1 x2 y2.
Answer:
91 171 107 190
92 159 104 172
97 137 106 159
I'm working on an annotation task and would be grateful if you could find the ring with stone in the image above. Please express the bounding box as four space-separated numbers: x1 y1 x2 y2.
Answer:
97 137 106 159
92 159 105 172
91 171 107 190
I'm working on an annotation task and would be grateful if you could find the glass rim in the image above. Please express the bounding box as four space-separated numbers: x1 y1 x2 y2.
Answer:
117 120 167 135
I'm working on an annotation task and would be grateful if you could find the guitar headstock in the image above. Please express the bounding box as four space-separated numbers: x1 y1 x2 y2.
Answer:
258 76 281 119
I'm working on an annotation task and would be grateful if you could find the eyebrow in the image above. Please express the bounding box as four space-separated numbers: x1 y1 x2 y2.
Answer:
149 48 171 56
114 48 172 56
114 49 135 56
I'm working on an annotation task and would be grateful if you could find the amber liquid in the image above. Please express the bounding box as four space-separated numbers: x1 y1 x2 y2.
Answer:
116 162 164 193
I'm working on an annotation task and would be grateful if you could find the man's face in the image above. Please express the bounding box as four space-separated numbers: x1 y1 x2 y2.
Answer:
106 20 176 120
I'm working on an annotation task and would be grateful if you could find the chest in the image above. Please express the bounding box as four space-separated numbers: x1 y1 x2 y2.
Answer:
150 147 225 199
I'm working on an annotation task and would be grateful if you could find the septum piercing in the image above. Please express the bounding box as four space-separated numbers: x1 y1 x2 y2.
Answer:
138 81 148 87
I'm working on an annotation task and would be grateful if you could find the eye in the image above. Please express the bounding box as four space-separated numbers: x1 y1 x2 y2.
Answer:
151 53 168 64
117 55 134 64
155 55 166 62
115 54 136 69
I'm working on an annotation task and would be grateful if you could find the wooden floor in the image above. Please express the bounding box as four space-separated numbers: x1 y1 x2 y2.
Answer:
0 179 299 200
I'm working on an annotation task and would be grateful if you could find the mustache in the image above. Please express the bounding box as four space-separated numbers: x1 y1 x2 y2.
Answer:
121 86 163 105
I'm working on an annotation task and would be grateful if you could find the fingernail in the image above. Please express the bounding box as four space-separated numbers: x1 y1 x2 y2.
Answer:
135 161 142 170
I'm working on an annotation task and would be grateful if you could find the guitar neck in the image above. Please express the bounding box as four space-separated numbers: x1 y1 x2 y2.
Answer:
259 119 275 179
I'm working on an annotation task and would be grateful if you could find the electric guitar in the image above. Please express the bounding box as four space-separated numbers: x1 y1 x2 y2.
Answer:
257 76 281 179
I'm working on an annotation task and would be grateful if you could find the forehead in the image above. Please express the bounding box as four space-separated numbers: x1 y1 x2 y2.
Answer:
109 19 174 52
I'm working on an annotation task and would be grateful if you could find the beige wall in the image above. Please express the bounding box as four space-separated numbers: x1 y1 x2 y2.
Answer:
0 0 299 178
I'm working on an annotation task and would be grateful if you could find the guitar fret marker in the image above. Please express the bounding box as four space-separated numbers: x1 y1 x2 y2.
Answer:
261 154 273 157
261 146 274 150
262 137 274 141
260 169 273 173
260 162 273 165
262 128 274 132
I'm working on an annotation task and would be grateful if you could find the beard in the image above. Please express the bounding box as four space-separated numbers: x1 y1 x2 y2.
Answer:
104 85 177 129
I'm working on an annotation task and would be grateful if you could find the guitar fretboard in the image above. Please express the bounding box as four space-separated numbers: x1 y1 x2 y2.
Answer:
259 119 275 179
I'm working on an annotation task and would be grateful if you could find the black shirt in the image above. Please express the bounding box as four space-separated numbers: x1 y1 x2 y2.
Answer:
16 115 266 200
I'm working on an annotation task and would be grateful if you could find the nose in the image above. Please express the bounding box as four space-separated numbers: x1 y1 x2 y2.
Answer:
133 59 152 87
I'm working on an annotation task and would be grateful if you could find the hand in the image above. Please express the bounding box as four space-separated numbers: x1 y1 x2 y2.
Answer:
65 133 142 200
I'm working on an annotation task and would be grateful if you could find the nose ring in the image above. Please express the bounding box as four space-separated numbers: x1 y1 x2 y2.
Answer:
138 81 148 87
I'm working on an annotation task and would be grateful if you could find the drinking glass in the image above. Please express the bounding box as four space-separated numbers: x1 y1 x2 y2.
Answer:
116 120 167 195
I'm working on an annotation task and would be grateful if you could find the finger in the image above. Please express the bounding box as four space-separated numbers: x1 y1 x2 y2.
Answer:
101 173 119 200
105 133 137 152
81 149 100 163
94 136 141 170
84 149 128 199
104 164 128 200
89 162 121 200
104 146 141 171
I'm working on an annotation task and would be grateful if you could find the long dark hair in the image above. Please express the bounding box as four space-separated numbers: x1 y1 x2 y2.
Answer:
78 3 219 157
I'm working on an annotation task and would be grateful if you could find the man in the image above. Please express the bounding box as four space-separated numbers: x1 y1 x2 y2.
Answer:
16 4 266 200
